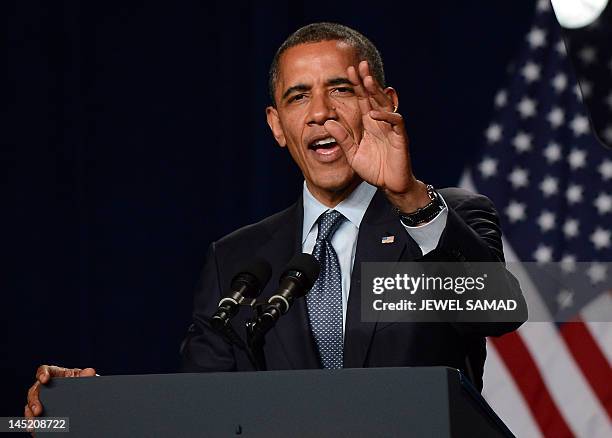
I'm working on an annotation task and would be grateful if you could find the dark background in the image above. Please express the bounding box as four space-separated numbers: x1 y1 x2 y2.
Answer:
2 0 534 417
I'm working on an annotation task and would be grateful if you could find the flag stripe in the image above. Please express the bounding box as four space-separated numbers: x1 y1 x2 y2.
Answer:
559 320 612 419
501 237 611 435
519 322 612 437
582 293 612 365
483 343 543 438
492 332 574 437
585 321 612 366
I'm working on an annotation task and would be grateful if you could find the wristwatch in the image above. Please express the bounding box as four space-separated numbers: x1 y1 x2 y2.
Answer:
396 184 444 227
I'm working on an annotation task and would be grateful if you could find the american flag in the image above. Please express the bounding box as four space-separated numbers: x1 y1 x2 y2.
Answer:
461 1 612 436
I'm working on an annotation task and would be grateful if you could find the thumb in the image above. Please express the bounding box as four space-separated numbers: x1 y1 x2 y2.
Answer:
324 120 357 160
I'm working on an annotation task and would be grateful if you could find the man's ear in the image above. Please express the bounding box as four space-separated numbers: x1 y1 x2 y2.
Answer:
383 87 399 112
266 106 287 147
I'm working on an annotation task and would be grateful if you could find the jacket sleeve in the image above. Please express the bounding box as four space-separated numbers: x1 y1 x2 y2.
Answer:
421 191 528 337
179 242 237 372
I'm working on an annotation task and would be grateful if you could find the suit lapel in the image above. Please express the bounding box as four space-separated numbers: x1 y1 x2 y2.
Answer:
255 197 319 369
343 190 423 367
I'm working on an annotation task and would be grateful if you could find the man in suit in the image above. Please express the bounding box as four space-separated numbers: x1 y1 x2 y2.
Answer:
179 22 526 386
26 22 525 417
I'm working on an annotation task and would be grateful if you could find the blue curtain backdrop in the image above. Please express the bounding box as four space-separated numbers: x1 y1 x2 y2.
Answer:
2 0 534 416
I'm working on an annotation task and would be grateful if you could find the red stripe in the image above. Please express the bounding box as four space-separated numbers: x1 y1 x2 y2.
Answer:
560 319 612 420
492 332 575 438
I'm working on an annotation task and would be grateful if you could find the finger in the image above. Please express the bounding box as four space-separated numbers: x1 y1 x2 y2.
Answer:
359 61 393 111
347 65 372 115
27 381 39 401
368 110 405 135
324 120 358 162
37 365 71 383
36 365 51 384
79 367 96 377
358 60 370 81
27 382 41 416
25 404 34 419
24 404 36 435
364 76 393 110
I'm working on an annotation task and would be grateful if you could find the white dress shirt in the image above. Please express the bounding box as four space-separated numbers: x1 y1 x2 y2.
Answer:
301 181 448 333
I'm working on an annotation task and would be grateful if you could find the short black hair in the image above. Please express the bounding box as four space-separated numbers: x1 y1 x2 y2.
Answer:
268 22 385 106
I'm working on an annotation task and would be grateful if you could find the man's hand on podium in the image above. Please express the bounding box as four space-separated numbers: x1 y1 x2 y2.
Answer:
25 365 97 419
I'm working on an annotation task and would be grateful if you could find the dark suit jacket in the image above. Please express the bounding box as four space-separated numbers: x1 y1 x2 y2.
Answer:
180 187 526 391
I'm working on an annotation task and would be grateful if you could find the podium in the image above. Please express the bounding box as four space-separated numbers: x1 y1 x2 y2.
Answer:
40 367 514 437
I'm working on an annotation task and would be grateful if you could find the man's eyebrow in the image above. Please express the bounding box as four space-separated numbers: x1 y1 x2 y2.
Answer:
326 77 352 87
281 77 354 101
282 84 310 100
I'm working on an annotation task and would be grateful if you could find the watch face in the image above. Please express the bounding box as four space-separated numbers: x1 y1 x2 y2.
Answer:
551 0 609 28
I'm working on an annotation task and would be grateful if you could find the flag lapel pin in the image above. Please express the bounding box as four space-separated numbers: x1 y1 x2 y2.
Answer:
381 235 395 244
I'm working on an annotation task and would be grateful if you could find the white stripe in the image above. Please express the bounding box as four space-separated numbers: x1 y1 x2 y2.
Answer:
581 292 612 365
483 343 543 438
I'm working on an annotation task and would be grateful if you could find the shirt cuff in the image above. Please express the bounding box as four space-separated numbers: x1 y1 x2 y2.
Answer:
400 194 448 255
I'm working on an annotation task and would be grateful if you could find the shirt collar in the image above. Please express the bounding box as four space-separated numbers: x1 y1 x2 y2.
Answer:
302 180 377 244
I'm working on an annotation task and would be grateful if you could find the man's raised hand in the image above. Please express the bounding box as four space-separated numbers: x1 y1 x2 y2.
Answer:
324 60 415 194
325 60 430 212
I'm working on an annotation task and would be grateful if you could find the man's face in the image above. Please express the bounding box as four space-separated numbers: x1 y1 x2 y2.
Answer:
266 40 364 200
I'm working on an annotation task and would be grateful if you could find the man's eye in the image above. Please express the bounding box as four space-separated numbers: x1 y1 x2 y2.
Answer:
289 94 306 103
333 87 354 94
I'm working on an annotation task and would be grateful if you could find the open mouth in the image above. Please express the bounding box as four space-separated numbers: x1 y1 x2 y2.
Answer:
308 136 339 155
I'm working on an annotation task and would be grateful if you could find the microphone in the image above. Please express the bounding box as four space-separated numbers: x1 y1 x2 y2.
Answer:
256 253 320 335
211 258 272 332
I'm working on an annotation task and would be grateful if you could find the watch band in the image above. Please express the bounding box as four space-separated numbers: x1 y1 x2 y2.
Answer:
396 184 444 227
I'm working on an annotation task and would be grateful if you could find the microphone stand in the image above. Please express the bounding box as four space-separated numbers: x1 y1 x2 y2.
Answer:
214 320 263 371
211 301 269 371
245 302 268 372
